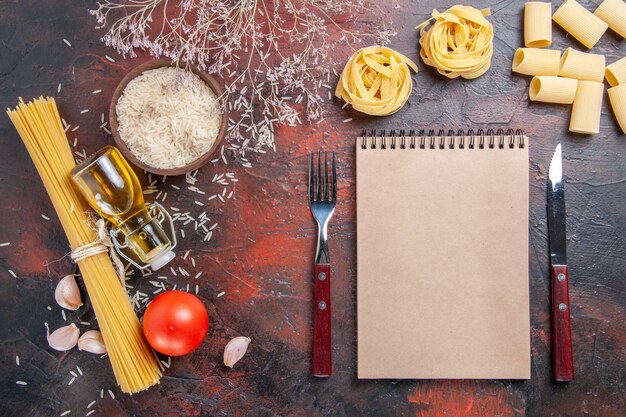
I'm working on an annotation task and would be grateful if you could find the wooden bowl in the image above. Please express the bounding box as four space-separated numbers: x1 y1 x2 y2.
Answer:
109 60 227 176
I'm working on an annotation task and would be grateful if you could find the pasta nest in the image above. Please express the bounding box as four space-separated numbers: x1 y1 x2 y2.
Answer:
417 5 494 79
335 46 418 116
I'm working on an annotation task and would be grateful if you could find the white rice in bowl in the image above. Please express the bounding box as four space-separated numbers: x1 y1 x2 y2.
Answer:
115 66 222 170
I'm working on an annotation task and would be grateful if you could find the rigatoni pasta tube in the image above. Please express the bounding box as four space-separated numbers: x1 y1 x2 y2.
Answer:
553 0 608 49
524 2 552 47
570 81 604 134
559 47 605 82
606 56 626 87
608 84 626 133
512 48 560 76
529 76 578 103
594 0 626 39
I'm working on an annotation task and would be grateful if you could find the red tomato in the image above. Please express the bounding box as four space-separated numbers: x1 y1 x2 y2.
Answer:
142 290 209 356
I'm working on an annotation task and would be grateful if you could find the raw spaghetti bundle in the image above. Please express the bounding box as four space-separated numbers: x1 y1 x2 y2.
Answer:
7 97 162 394
417 5 494 79
335 46 418 116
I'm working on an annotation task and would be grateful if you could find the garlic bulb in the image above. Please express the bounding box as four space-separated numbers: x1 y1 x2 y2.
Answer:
223 336 251 368
55 274 83 310
47 323 80 351
78 330 107 354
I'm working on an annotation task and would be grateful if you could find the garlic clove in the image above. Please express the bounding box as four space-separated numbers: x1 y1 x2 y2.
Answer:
47 323 80 351
55 274 83 310
223 336 251 368
77 330 107 354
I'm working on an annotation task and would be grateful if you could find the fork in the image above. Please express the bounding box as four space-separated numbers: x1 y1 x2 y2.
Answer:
308 151 336 378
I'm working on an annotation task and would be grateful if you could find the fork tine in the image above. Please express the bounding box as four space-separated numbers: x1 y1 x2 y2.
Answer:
317 151 322 202
332 152 337 202
308 152 314 202
324 151 329 201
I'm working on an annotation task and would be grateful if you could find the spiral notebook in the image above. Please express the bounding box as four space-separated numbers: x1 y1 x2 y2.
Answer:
357 129 530 379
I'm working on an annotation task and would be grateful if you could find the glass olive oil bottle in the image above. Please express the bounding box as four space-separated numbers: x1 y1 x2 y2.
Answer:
71 146 174 270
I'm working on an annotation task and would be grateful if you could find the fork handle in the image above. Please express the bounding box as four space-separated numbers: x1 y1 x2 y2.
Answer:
313 263 332 377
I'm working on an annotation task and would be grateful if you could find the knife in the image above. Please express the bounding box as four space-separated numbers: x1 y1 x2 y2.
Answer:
547 144 574 382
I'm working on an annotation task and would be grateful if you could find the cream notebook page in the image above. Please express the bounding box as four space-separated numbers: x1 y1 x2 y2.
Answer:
356 133 530 379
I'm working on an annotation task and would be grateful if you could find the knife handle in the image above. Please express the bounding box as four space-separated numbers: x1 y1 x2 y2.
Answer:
313 263 331 377
551 264 574 382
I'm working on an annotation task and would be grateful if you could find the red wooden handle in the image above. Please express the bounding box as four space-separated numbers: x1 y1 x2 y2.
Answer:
313 263 331 377
551 264 574 381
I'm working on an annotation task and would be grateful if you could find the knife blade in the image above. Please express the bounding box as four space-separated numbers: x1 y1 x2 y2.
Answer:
547 143 574 382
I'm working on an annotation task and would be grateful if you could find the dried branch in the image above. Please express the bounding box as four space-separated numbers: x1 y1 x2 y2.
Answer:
90 0 395 152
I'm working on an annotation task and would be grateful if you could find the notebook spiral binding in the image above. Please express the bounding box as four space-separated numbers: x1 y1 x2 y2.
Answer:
360 128 525 150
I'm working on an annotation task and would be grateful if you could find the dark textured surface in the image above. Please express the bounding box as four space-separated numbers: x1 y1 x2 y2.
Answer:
0 1 625 416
